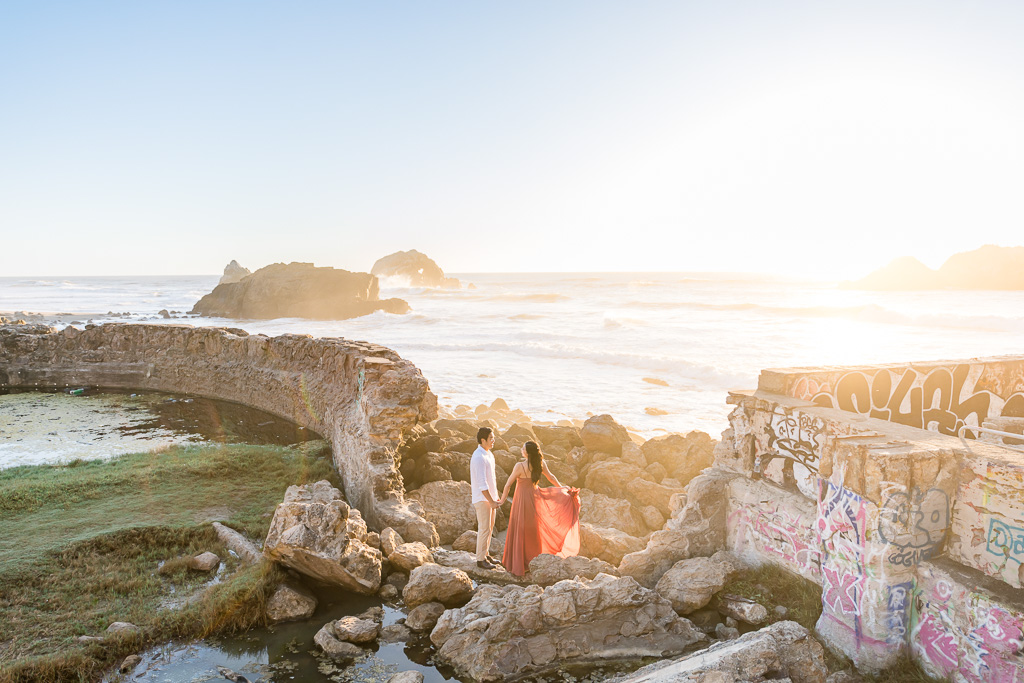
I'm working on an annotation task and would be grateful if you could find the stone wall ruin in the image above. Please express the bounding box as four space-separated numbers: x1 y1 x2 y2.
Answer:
0 323 440 545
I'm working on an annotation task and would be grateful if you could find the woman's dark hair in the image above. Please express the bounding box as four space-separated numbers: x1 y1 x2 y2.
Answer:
476 426 493 444
524 440 544 484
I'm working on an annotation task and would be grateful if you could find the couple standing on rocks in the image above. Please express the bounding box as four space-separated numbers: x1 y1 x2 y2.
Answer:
470 426 581 574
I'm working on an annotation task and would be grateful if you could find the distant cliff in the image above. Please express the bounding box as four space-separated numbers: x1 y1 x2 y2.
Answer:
192 262 410 319
843 245 1024 290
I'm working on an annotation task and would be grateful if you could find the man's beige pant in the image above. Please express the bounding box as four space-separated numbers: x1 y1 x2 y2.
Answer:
473 501 496 561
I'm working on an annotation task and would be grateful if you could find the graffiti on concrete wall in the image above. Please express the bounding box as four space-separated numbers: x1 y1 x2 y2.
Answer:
767 407 826 472
818 481 867 563
987 518 1024 566
886 581 914 645
728 502 821 581
878 487 950 567
912 573 1024 683
799 364 1024 437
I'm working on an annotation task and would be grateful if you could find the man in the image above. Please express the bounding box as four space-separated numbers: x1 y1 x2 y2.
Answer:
469 426 502 569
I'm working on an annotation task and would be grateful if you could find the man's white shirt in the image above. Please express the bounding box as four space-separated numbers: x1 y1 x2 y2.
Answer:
470 445 499 505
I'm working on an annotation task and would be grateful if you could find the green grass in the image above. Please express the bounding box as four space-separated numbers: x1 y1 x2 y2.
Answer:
0 441 337 682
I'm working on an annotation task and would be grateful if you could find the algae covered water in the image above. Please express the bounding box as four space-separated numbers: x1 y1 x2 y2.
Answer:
0 389 316 469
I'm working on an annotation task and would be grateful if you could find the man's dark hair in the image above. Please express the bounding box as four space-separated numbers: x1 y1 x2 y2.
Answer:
477 426 493 444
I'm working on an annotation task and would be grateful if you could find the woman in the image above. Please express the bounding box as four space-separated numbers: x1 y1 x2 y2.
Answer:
498 440 581 576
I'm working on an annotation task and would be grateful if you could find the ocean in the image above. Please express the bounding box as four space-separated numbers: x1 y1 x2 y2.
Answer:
2 272 1023 439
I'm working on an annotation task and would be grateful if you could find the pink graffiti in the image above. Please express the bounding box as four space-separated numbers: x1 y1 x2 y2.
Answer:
916 613 960 674
793 377 832 402
732 504 821 578
822 565 862 616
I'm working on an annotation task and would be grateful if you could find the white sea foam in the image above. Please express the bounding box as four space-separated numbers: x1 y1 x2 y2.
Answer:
2 272 1022 436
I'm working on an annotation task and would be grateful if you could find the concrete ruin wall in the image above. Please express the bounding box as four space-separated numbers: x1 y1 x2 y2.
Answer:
0 323 439 545
715 356 1024 679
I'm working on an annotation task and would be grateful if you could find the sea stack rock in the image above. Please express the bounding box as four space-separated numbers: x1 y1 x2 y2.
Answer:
371 250 460 288
191 262 410 320
219 259 252 285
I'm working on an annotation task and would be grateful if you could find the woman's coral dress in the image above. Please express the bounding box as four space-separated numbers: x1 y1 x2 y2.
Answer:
502 475 581 576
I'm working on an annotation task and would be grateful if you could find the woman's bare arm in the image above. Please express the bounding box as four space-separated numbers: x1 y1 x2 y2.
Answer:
499 462 520 504
542 462 562 487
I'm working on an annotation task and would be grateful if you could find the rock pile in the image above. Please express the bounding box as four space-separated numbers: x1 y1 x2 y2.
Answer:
371 250 461 288
263 481 382 594
430 573 706 681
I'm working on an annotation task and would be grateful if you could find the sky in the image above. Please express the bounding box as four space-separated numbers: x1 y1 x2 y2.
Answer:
2 1 1023 278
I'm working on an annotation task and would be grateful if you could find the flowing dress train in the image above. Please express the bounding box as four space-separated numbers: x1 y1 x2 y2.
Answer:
502 478 581 576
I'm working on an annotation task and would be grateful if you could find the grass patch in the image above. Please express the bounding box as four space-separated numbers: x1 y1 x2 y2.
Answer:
0 441 335 682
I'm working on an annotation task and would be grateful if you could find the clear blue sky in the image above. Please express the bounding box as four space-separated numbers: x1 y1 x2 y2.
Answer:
3 1 1023 276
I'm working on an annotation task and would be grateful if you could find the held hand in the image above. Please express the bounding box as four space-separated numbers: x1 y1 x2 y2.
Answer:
491 500 502 509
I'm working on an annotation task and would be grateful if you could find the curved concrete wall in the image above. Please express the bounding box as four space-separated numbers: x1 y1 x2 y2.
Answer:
0 323 439 545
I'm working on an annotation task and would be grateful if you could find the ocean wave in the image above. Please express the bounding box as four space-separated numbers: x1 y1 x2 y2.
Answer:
482 293 571 303
603 314 650 329
398 339 751 388
620 300 1024 333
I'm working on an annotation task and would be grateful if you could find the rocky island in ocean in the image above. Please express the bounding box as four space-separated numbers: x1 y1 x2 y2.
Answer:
191 261 410 320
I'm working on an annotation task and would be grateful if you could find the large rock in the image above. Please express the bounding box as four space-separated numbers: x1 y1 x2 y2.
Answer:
626 478 685 518
407 480 507 544
609 621 828 683
580 414 631 455
618 468 739 588
388 542 433 573
263 481 382 594
533 425 583 448
314 624 365 659
406 601 447 632
527 553 619 586
380 527 405 558
191 261 409 320
640 432 715 485
403 564 475 608
654 556 737 614
585 462 653 499
579 523 646 566
430 573 705 681
844 244 1024 291
430 548 527 586
452 530 503 557
266 582 318 623
331 615 382 644
579 489 648 537
371 250 460 288
219 259 251 285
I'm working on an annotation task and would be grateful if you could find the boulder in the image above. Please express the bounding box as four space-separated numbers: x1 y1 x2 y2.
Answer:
533 425 583 447
527 553 619 586
626 478 685 518
580 414 631 455
371 250 460 288
579 489 648 537
618 468 739 588
191 262 409 320
219 259 251 285
654 556 737 614
380 527 405 558
266 582 318 623
380 624 414 643
609 621 828 683
105 622 141 636
379 584 399 600
387 673 425 683
641 505 666 531
119 655 142 673
585 461 652 498
579 523 646 566
406 601 446 632
187 552 220 572
717 594 769 625
212 522 262 565
263 480 382 594
641 431 715 485
407 480 507 544
331 615 381 644
314 624 364 659
430 574 705 681
502 423 537 442
403 564 475 608
544 459 579 487
452 530 504 557
430 548 527 586
388 542 434 573
621 442 647 470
